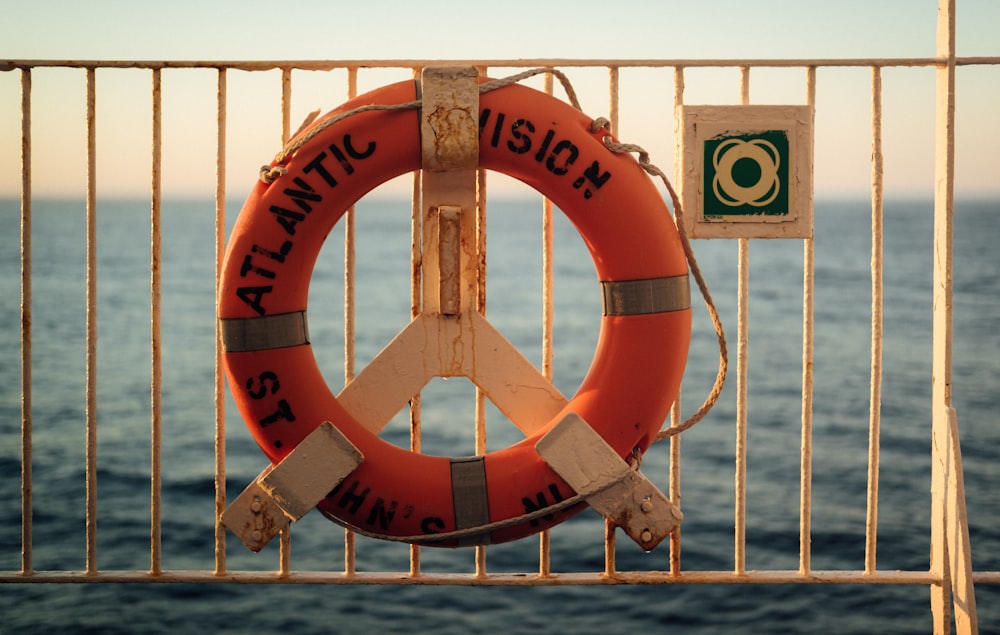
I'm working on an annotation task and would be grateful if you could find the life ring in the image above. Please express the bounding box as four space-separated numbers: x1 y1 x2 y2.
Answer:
218 77 692 546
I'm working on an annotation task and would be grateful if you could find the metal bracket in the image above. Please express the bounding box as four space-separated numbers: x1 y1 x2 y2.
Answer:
419 65 480 317
221 421 364 552
535 413 682 551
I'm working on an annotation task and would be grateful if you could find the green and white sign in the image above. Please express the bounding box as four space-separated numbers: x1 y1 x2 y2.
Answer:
704 129 788 216
679 105 813 239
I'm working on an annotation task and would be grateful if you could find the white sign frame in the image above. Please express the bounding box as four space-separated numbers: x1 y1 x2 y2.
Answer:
677 105 814 239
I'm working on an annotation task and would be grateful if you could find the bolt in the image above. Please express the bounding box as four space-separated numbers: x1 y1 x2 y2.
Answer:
251 497 263 513
251 529 263 543
641 530 653 543
640 499 654 513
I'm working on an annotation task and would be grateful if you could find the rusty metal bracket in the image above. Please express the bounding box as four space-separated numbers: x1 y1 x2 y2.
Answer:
535 413 682 551
419 65 480 317
221 422 363 552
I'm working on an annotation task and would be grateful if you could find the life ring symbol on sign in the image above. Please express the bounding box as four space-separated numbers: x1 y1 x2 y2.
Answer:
712 137 781 207
218 74 692 549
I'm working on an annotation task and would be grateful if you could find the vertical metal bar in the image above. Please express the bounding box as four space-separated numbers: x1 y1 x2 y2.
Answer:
408 64 422 580
607 65 620 136
931 0 958 630
150 68 164 576
475 155 488 579
734 250 749 576
343 66 359 578
85 67 99 577
281 68 292 146
474 66 489 577
670 65 685 577
407 184 422 579
344 67 358 392
604 519 617 577
799 66 817 577
475 64 489 322
213 67 228 577
944 409 979 633
734 66 751 576
538 69 554 579
278 66 293 577
865 65 884 576
19 67 33 577
604 65 620 577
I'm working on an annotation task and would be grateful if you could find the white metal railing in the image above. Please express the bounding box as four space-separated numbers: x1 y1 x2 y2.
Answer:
3 3 998 633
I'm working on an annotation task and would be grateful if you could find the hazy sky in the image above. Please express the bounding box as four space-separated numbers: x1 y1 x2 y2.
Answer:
1 0 998 198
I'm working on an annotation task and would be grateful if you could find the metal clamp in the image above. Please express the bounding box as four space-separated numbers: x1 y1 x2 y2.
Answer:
535 413 682 551
221 422 364 552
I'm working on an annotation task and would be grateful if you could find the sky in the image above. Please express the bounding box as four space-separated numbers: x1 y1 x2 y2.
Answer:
1 0 998 199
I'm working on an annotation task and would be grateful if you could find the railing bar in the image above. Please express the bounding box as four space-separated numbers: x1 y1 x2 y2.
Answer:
945 408 979 632
538 69 555 579
865 65 885 576
213 68 228 576
343 67 358 390
540 66 555 403
931 0 959 629
408 396 422 580
407 172 422 578
149 68 164 576
800 66 816 576
735 238 749 576
733 66 750 576
7 56 996 72
475 66 489 321
0 568 946 585
408 64 422 577
277 66 293 577
670 65 685 576
603 64 621 577
280 68 292 145
608 65 619 136
474 65 489 577
604 520 617 576
475 163 488 579
19 67 33 576
668 398 681 541
343 66 359 578
85 67 99 577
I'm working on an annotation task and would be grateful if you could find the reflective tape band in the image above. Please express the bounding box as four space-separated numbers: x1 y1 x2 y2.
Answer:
220 311 310 353
450 456 490 547
601 275 691 316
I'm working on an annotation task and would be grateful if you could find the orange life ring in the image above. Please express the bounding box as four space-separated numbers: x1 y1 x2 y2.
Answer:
218 77 691 546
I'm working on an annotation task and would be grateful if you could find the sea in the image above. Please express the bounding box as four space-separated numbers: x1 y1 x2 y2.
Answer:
0 195 997 634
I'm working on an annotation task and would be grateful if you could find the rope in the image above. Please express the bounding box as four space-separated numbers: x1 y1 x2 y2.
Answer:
326 460 639 545
259 68 728 443
589 118 729 442
260 67 582 184
260 100 421 183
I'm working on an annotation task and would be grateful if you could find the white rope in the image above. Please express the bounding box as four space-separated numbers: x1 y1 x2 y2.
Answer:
260 67 583 184
327 461 640 545
588 117 729 441
260 100 420 183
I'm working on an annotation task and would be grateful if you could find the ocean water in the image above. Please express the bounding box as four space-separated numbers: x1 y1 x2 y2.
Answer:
0 195 997 633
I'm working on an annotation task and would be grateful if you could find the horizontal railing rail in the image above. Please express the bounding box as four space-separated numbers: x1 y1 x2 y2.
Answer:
4 55 1000 70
